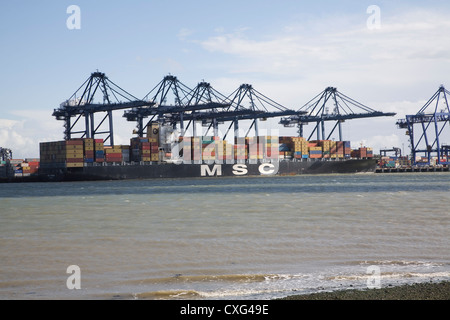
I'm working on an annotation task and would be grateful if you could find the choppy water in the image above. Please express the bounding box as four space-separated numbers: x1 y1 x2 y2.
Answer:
0 173 449 300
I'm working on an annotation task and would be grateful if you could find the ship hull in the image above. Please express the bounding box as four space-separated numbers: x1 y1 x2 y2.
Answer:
38 159 377 182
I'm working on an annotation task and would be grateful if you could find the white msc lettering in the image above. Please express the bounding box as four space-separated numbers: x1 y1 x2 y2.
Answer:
232 164 248 176
201 164 222 177
259 163 275 175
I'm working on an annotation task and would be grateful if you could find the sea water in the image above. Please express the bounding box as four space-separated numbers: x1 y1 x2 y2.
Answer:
0 173 449 300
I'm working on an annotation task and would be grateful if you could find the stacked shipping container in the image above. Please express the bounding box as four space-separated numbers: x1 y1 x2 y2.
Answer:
202 136 218 161
266 136 279 160
130 137 159 162
95 139 105 162
84 139 95 163
39 136 375 168
8 159 40 177
234 137 247 161
66 139 84 168
351 147 374 159
40 138 131 169
105 147 123 163
278 138 373 160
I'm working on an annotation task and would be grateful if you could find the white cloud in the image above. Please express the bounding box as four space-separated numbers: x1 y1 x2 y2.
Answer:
176 7 450 154
1 118 39 159
195 8 450 91
178 28 194 40
0 110 63 159
0 109 141 159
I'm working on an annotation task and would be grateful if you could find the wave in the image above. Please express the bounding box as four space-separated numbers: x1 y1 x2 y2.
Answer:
133 287 291 300
358 260 444 267
100 270 450 300
326 271 450 281
123 273 285 286
134 290 202 300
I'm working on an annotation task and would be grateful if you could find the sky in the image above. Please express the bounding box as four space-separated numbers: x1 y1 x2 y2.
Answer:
1 0 450 159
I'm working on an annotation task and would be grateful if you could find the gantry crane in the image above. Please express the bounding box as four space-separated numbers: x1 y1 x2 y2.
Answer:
0 147 12 162
220 84 304 139
380 147 402 158
396 85 450 165
167 83 305 139
52 71 151 145
279 87 396 141
53 73 396 150
123 76 230 137
123 77 304 140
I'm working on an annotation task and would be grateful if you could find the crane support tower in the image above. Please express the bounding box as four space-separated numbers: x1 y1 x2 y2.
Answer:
396 85 450 166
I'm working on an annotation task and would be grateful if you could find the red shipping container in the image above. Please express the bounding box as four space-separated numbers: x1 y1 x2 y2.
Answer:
67 140 84 145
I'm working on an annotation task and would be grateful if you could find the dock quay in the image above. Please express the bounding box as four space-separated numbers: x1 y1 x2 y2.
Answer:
376 166 449 173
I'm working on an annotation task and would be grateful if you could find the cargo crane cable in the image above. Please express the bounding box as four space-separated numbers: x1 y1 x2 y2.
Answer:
142 75 192 108
126 76 231 137
61 72 141 110
188 81 230 107
185 81 232 137
124 78 304 139
280 87 396 141
298 87 380 117
226 84 291 113
220 83 302 138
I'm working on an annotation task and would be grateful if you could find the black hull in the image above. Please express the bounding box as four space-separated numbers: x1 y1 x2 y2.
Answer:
37 159 378 182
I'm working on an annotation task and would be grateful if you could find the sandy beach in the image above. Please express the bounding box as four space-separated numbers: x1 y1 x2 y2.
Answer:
278 281 450 300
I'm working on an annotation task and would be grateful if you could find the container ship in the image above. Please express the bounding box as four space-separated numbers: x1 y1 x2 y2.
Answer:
21 122 376 182
1 142 377 182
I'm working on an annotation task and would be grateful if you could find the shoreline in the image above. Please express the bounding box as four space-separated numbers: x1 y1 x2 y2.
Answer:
277 281 450 300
